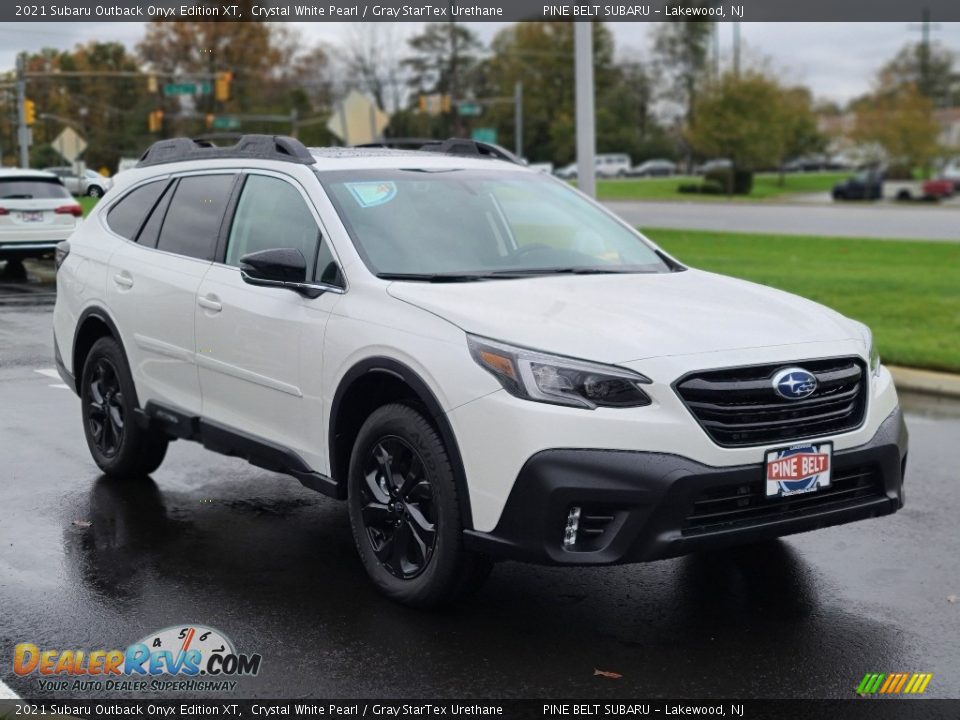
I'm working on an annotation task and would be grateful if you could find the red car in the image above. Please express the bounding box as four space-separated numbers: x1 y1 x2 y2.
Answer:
922 178 955 200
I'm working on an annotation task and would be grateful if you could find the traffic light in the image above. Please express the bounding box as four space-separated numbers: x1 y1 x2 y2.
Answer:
147 74 158 93
148 109 164 133
23 99 36 126
418 94 427 112
215 71 233 102
441 94 452 113
205 113 215 129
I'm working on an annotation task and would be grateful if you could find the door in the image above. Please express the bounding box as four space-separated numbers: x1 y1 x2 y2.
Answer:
195 172 342 466
107 173 237 415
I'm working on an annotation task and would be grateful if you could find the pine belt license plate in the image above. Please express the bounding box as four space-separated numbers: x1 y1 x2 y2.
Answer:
765 441 832 497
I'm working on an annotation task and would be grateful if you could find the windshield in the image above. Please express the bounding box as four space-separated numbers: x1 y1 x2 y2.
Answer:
319 169 672 278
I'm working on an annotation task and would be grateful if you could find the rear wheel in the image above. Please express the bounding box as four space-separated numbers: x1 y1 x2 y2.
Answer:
347 403 491 607
80 337 168 478
86 186 104 198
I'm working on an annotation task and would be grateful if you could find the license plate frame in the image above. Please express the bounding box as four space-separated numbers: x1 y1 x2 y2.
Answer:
20 211 43 223
764 441 833 498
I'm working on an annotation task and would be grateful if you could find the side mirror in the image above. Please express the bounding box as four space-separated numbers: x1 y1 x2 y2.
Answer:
240 247 307 284
239 248 343 299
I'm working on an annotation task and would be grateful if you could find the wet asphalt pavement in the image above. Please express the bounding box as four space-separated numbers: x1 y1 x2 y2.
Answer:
1 262 958 701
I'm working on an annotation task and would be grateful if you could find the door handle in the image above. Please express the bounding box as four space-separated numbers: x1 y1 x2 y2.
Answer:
198 295 222 312
113 273 134 288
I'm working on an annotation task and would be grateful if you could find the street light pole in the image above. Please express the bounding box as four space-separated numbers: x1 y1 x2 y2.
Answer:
16 53 29 169
574 22 596 198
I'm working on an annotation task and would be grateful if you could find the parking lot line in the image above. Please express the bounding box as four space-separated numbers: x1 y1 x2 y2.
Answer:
34 369 60 380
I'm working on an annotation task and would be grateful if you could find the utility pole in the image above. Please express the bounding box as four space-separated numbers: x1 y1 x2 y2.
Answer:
712 23 720 82
732 23 741 78
16 53 29 168
448 12 461 136
514 82 523 159
574 22 596 198
909 8 942 101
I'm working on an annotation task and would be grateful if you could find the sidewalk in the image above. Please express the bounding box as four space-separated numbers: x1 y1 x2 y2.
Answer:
889 366 960 400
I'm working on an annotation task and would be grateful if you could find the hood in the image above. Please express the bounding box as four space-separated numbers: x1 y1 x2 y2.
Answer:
387 269 859 364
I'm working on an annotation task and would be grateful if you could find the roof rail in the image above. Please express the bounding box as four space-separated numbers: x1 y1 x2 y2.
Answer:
136 134 315 168
419 138 524 165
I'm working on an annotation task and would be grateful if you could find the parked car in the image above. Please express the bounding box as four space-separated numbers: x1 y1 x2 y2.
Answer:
554 154 632 180
832 169 885 201
43 166 113 197
629 159 677 177
782 155 828 173
920 179 955 201
53 135 907 608
941 160 960 191
528 162 554 174
0 168 82 273
696 158 733 175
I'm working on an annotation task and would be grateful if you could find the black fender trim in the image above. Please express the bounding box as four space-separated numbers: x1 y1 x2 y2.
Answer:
71 306 125 394
54 332 76 394
144 401 340 499
329 357 474 529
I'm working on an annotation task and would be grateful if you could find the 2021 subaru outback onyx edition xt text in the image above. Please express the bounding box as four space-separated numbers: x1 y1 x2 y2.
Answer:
53 135 907 607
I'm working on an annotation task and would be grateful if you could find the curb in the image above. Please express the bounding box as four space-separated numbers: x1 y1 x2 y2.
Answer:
889 366 960 400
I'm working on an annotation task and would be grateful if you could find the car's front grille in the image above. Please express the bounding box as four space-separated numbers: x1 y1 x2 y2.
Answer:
674 358 868 447
683 464 883 535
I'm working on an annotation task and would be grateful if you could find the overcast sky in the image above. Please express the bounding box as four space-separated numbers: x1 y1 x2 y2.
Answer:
1 21 958 104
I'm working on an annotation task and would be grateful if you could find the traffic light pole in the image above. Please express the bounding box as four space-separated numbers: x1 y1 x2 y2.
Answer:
16 52 29 169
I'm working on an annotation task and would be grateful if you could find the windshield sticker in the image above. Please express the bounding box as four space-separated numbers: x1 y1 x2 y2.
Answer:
346 181 397 208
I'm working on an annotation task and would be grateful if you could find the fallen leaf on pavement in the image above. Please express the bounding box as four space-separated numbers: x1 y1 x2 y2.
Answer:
948 595 958 604
72 520 92 528
594 669 623 679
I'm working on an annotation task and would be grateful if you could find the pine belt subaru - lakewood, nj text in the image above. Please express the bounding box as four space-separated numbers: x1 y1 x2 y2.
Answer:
52 136 907 607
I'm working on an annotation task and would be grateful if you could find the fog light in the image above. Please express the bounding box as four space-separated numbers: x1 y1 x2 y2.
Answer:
563 506 581 547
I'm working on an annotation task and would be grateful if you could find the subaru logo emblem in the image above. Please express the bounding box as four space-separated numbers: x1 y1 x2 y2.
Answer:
772 367 818 400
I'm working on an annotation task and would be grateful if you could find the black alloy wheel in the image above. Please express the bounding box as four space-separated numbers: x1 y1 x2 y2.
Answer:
85 356 125 458
358 436 437 579
80 336 168 477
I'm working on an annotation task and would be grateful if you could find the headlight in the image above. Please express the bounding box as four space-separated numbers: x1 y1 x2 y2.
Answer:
869 340 880 377
862 326 881 377
467 335 652 409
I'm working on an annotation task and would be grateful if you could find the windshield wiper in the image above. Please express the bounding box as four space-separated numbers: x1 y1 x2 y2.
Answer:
488 267 648 277
376 272 511 283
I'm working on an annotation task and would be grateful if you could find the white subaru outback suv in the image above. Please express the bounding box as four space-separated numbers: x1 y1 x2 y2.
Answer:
53 135 907 607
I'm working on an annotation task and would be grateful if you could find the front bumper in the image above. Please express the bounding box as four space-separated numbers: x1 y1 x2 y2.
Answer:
464 407 907 565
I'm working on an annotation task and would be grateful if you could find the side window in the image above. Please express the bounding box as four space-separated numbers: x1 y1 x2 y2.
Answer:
106 180 168 240
225 174 321 279
135 182 174 249
156 174 235 261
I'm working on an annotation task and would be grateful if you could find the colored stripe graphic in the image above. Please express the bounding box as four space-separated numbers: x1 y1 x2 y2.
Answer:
857 672 932 695
857 673 885 694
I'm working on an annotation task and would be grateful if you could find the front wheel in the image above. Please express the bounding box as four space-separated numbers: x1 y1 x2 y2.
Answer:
347 403 491 607
80 337 168 478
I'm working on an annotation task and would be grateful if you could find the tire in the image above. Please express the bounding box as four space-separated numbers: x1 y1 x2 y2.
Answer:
347 403 492 607
87 186 104 198
1 258 27 281
80 336 168 478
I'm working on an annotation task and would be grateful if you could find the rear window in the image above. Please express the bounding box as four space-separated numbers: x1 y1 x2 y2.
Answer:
106 181 168 240
0 178 71 200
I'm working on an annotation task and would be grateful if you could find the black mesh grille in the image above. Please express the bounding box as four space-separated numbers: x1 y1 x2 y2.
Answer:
674 358 868 447
683 465 883 535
